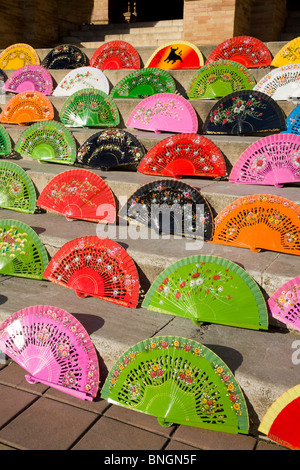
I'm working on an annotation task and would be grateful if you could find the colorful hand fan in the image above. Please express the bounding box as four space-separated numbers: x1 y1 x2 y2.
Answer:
0 69 7 89
205 36 271 68
41 44 88 69
110 68 176 99
0 219 48 279
0 43 40 69
253 64 300 101
59 88 119 128
119 179 214 240
126 93 198 134
43 236 139 307
15 120 77 165
187 60 256 99
229 133 300 187
267 276 300 332
203 90 286 135
101 335 249 434
37 169 116 223
0 161 36 213
137 133 226 178
77 128 145 170
89 41 140 70
0 305 99 401
53 66 110 97
211 194 300 255
271 37 300 67
3 65 53 95
283 104 300 135
258 385 300 450
0 123 12 156
0 91 54 125
145 41 204 70
142 255 268 330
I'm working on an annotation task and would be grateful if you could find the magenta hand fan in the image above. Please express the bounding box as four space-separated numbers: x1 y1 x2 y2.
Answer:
253 64 300 101
43 236 140 308
3 65 53 95
0 305 99 400
229 133 300 187
37 168 116 223
267 276 300 332
89 41 140 70
126 93 198 133
138 133 226 178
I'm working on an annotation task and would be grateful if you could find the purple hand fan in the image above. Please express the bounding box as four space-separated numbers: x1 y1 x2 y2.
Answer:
0 305 99 400
3 65 53 95
229 133 300 187
267 277 300 332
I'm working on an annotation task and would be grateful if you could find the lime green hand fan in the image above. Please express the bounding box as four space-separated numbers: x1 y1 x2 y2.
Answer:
101 335 249 434
0 161 36 213
0 124 12 156
0 219 48 279
142 255 268 330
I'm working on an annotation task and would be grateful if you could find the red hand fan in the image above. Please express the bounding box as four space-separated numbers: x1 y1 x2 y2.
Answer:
37 169 116 223
0 305 99 401
43 237 140 308
89 41 140 70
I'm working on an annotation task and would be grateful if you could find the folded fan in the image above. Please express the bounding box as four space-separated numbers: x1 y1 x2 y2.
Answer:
41 44 88 69
0 305 99 401
282 104 300 135
271 37 300 67
0 43 40 69
253 64 300 101
3 65 53 95
0 123 12 156
0 91 54 125
53 66 110 96
145 41 204 70
267 276 300 332
89 41 140 70
0 161 36 213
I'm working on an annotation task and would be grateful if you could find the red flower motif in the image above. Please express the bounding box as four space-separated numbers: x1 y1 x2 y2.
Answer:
163 278 169 285
180 281 186 288
175 292 181 300
158 285 163 292
192 272 200 278
213 275 220 280
179 373 185 380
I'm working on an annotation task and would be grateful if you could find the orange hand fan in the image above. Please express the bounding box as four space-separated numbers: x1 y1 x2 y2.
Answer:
211 194 300 255
37 169 116 223
43 236 140 307
0 91 54 125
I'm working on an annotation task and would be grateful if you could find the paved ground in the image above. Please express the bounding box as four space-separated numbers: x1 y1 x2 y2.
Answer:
0 361 287 452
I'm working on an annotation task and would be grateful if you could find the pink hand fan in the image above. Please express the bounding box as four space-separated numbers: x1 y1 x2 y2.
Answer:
229 133 300 187
267 276 300 332
37 169 116 223
126 93 199 133
3 65 53 95
0 305 99 400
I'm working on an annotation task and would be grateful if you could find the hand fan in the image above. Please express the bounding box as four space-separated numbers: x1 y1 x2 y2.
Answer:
59 88 120 128
145 41 204 70
15 120 77 165
202 90 286 135
229 133 300 187
37 168 116 223
89 41 140 70
0 219 48 279
142 255 268 330
0 123 12 156
3 65 53 95
205 36 272 68
0 69 7 89
126 93 198 134
0 305 99 401
211 194 300 255
271 37 300 67
110 68 176 99
43 236 139 308
119 179 214 240
0 91 54 125
137 133 226 178
0 43 40 69
253 64 300 101
52 66 110 97
258 385 300 450
187 60 256 99
77 128 146 170
282 104 300 135
0 161 36 213
41 44 88 69
101 335 249 434
267 276 300 332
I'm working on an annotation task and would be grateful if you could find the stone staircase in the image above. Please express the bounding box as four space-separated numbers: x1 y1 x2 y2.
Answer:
0 41 300 440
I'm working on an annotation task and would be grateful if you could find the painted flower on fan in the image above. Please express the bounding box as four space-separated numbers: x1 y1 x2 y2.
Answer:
57 341 70 358
36 327 51 342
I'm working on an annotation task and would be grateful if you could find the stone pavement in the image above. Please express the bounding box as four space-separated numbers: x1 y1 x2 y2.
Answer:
0 361 287 451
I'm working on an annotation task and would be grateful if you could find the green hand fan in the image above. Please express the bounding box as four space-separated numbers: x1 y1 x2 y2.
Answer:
15 120 77 164
110 68 176 99
59 88 120 128
0 161 36 213
0 124 12 156
101 335 249 434
142 255 268 330
0 219 48 279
